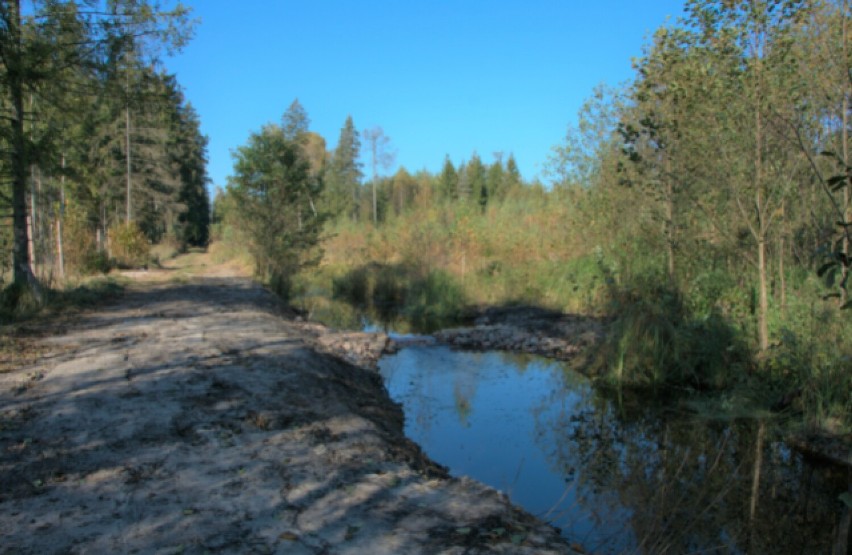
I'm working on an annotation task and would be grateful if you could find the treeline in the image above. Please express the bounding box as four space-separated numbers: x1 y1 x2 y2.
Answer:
218 0 850 430
214 100 531 294
0 1 208 298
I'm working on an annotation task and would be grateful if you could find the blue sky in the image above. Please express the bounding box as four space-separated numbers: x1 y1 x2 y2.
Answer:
163 1 685 191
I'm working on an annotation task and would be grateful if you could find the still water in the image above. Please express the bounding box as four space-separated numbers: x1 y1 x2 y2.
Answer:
378 345 849 554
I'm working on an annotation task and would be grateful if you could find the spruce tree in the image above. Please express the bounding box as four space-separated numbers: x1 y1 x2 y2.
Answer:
325 116 362 220
438 155 458 200
464 152 486 203
505 154 522 192
485 155 506 204
0 0 193 292
282 98 310 142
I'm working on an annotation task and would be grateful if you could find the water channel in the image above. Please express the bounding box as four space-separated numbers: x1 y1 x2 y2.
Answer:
298 291 849 553
377 343 849 554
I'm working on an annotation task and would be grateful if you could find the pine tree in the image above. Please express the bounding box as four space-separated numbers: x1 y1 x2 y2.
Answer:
463 152 486 203
174 102 210 247
0 0 194 292
324 115 362 220
505 154 522 193
282 98 310 142
362 126 395 225
485 154 506 205
438 155 458 200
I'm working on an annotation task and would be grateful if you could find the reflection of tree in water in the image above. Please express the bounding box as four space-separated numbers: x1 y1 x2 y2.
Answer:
535 389 847 554
453 382 473 426
448 352 486 427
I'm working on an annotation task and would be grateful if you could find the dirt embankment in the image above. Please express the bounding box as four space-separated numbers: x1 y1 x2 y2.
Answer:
434 306 604 360
0 259 577 554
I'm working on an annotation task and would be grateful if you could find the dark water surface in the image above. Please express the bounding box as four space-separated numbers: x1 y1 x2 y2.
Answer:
378 345 849 554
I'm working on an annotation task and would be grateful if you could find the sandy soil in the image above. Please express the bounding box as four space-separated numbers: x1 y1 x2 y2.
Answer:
0 254 576 554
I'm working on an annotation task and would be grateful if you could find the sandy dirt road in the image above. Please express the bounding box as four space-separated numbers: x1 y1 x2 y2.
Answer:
0 255 576 554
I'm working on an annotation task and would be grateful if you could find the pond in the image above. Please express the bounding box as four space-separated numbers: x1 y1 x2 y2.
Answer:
378 344 850 554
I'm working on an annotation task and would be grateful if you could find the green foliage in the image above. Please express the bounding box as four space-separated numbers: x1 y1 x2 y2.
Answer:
405 269 467 331
50 278 125 312
588 271 749 390
0 282 44 321
1 276 124 323
324 115 363 220
149 241 180 266
226 121 325 300
0 2 202 288
78 249 112 275
282 99 310 141
438 155 459 200
332 263 467 332
761 290 852 432
173 103 212 248
110 222 150 269
333 266 370 307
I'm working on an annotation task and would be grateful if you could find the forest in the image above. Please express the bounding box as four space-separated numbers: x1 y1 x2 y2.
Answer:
2 0 851 437
0 0 209 299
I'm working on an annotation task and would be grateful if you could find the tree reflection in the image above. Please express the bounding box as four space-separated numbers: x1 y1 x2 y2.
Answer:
535 389 848 554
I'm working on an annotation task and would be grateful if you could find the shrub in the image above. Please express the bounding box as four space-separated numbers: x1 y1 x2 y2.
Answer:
63 204 109 276
333 267 370 306
330 263 467 332
588 271 749 390
764 313 852 433
79 249 111 275
110 222 149 269
372 266 405 320
0 281 42 320
405 269 466 331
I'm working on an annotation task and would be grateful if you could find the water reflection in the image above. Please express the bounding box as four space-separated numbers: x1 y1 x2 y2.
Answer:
378 346 849 554
293 282 462 333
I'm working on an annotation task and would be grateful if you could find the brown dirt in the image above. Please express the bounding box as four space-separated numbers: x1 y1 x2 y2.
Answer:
0 253 576 554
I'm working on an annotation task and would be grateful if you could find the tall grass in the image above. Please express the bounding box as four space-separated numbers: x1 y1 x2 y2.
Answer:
330 263 467 332
1 275 125 324
237 183 852 432
586 270 750 390
320 198 617 313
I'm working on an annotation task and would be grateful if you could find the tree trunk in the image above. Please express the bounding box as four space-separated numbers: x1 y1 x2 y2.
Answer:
754 33 769 354
665 173 676 282
758 234 770 352
841 89 849 306
778 199 787 311
56 154 66 280
749 420 765 551
841 2 850 306
8 0 40 295
835 481 851 555
126 104 133 223
778 232 786 311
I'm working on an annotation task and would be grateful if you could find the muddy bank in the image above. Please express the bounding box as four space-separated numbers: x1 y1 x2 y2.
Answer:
310 305 605 365
434 306 604 361
308 328 395 370
0 268 576 554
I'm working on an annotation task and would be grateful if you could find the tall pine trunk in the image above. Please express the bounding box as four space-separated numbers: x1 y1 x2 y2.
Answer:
8 0 40 295
752 22 769 354
664 165 676 282
755 99 770 353
841 70 849 306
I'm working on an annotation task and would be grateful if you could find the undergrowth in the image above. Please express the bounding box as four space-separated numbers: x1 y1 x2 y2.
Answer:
331 263 467 332
586 270 750 390
222 196 852 434
1 276 125 324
